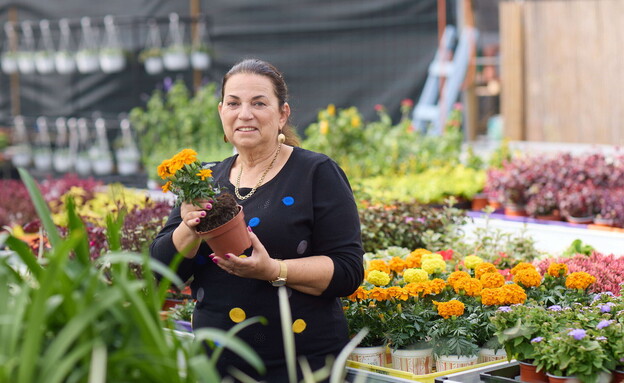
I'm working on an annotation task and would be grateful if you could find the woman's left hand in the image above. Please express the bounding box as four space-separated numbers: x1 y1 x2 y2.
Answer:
208 228 280 281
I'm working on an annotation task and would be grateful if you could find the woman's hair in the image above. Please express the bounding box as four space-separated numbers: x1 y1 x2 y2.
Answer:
221 58 300 146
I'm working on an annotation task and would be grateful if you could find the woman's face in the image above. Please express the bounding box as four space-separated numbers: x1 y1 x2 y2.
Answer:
219 73 289 151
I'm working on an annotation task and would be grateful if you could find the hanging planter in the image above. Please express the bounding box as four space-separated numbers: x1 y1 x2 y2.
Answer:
190 18 213 70
139 48 164 75
163 13 189 71
190 49 211 70
1 52 18 74
35 20 55 74
99 16 126 73
17 52 36 74
76 50 99 73
55 51 76 74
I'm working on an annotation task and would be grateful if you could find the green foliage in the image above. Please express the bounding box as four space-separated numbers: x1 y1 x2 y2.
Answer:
129 81 232 180
384 300 435 350
169 299 196 322
430 316 480 357
358 199 469 253
341 299 388 348
562 239 596 257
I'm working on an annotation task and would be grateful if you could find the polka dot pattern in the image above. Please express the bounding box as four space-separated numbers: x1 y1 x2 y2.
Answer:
229 307 246 323
292 319 307 333
282 196 295 206
197 287 205 302
248 217 260 227
297 240 308 255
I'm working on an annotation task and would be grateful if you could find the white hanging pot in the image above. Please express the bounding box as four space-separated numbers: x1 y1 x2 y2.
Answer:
99 53 126 73
55 52 76 74
33 151 53 171
17 54 36 74
191 51 210 70
163 51 189 71
144 57 163 74
76 51 99 73
35 54 55 74
1 54 19 74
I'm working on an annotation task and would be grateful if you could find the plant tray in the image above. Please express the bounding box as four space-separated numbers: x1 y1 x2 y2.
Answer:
480 363 521 383
346 359 504 383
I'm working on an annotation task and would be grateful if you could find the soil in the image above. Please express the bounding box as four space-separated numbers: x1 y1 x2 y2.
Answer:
195 193 239 233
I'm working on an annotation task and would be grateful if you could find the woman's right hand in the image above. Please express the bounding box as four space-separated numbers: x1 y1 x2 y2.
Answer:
180 200 212 232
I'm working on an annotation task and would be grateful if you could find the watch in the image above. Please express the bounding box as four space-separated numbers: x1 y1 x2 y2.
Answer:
270 259 288 287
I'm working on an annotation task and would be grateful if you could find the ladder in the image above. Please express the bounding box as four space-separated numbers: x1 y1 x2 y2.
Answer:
412 25 478 135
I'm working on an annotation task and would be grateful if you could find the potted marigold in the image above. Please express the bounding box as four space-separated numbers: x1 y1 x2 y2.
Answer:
157 148 250 256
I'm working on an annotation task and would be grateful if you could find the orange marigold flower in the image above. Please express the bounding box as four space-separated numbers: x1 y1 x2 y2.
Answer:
404 282 427 297
501 283 527 304
434 299 465 319
454 278 483 296
157 159 173 179
547 263 569 277
347 286 368 301
565 272 596 290
389 256 408 274
447 271 471 289
387 286 409 301
475 262 498 279
161 181 172 193
480 272 505 288
513 268 542 288
427 278 447 295
367 259 391 274
404 253 422 268
196 168 213 181
367 287 390 301
510 262 536 276
481 287 504 306
171 148 198 167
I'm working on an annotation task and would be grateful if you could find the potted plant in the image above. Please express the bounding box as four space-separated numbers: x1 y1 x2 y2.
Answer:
594 189 621 226
99 47 126 73
139 47 164 74
558 184 598 224
76 48 100 73
190 44 212 70
157 148 250 257
525 184 560 220
16 51 36 74
163 44 190 71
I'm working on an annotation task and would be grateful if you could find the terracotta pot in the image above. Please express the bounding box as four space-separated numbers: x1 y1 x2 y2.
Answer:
593 217 615 227
197 205 251 257
504 203 527 217
391 347 433 375
435 354 478 372
519 361 548 383
488 199 503 210
612 369 624 383
471 193 489 211
546 373 580 383
536 213 562 221
348 346 386 366
566 215 594 225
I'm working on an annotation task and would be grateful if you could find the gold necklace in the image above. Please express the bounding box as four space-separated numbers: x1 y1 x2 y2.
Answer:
235 143 282 200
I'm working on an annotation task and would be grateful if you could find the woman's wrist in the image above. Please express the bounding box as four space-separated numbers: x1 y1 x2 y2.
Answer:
172 223 201 258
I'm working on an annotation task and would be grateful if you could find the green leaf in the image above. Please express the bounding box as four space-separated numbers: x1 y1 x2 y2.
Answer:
18 168 61 248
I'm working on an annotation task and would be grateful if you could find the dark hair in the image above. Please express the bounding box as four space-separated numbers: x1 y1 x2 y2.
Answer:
221 58 300 146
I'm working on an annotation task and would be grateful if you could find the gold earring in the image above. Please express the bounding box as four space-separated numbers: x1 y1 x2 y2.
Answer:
223 134 228 143
278 131 285 144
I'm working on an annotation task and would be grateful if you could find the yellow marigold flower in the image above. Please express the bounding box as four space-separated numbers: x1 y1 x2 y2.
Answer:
480 272 505 288
161 181 172 193
464 255 484 269
421 253 443 263
389 256 408 274
366 270 391 286
403 268 429 284
367 259 391 274
454 278 483 296
475 262 498 279
157 159 173 179
319 120 329 135
510 262 536 276
368 287 390 301
347 286 368 301
196 168 213 181
501 283 527 304
565 272 596 290
411 248 432 256
387 286 409 301
447 271 471 289
351 115 361 128
421 259 446 274
434 299 465 319
547 263 569 277
513 268 542 288
229 308 246 323
292 319 307 333
327 104 336 116
481 287 504 306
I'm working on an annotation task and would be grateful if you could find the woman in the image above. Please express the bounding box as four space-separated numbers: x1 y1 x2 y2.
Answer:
150 58 364 382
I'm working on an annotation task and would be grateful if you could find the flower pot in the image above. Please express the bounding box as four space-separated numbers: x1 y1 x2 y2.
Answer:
348 346 386 367
100 54 126 73
55 53 76 74
17 55 36 74
76 52 99 73
536 211 562 221
593 217 615 227
435 354 478 372
144 57 164 74
191 51 211 70
519 361 548 383
471 193 488 211
612 369 624 383
35 55 55 74
566 215 594 225
1 55 18 74
197 205 251 258
477 347 506 363
488 199 503 211
546 373 580 383
391 347 433 375
504 203 527 217
163 51 189 71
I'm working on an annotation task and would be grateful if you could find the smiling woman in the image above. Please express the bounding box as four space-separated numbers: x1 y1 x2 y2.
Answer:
150 58 365 383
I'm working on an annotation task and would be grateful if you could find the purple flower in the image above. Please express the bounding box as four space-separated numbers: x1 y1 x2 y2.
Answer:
531 337 544 343
416 217 426 223
548 305 563 311
599 304 612 313
596 336 607 341
405 217 415 223
568 329 586 340
163 77 173 92
597 320 614 329
498 306 512 312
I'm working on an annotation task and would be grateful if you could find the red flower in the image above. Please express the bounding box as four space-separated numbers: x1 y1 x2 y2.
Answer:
437 249 454 261
374 104 385 112
401 99 414 108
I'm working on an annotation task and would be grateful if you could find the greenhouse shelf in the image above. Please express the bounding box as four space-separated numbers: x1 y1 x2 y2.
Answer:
466 212 624 256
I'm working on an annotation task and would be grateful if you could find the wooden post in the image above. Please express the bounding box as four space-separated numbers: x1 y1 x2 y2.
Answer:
8 6 20 117
190 0 202 91
461 0 479 141
499 1 525 141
